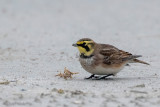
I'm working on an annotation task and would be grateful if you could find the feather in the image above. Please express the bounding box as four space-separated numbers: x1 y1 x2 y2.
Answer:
133 59 150 65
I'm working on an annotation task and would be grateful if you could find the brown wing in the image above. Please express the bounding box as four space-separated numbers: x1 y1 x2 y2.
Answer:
99 44 140 65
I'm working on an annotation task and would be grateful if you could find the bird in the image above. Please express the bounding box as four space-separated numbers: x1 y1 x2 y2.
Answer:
72 38 149 80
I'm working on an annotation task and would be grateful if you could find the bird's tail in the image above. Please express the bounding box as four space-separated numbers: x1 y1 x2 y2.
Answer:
123 55 142 61
133 59 150 65
123 55 150 65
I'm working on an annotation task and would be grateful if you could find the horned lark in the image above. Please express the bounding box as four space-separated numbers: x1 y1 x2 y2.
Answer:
72 38 149 80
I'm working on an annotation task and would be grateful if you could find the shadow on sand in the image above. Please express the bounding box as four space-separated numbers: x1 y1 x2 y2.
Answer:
75 76 159 81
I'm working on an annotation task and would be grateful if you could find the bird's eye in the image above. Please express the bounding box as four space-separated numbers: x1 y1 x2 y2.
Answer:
83 42 86 45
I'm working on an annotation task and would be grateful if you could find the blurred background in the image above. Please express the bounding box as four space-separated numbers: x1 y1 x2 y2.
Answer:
0 0 160 44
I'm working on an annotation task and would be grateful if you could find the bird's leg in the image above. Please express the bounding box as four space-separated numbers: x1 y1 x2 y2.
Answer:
96 74 114 80
85 74 95 79
93 75 100 78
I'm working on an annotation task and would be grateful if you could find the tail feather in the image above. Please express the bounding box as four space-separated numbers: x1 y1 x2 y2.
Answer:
131 55 142 59
133 59 150 65
123 55 142 61
123 55 150 65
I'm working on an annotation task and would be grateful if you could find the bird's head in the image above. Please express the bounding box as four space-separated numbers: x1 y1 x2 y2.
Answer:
72 38 95 57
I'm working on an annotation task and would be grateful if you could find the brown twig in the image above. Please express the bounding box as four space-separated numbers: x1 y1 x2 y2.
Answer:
56 67 79 79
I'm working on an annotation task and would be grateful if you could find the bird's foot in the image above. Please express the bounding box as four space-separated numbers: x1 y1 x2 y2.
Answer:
93 74 114 80
85 74 95 79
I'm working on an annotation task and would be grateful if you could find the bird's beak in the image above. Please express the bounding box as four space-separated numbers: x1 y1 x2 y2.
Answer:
72 43 78 47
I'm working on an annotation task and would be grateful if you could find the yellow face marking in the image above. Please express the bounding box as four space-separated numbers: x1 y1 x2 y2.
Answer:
77 41 93 45
76 41 94 56
76 41 84 45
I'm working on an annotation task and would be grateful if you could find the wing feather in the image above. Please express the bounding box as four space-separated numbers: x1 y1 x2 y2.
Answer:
99 44 139 65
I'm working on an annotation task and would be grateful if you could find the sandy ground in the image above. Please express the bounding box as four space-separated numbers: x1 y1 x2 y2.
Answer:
0 0 160 107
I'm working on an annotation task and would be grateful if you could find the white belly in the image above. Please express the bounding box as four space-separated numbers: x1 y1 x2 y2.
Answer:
88 65 124 75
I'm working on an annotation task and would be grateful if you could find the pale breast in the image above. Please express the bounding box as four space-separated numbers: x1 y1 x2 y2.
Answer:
79 57 95 71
